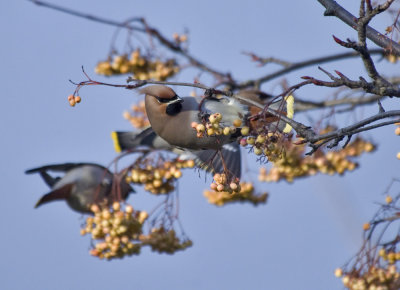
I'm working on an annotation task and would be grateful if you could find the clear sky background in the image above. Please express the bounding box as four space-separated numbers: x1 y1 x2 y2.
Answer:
2 1 400 289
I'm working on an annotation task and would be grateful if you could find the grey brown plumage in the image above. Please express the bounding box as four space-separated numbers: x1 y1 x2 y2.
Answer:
26 163 134 213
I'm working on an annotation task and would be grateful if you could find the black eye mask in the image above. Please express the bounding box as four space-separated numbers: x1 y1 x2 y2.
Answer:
155 95 181 103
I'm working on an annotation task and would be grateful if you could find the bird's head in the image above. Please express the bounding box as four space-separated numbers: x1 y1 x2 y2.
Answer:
141 85 183 116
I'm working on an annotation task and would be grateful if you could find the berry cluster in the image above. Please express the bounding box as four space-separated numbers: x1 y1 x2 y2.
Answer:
95 49 179 81
122 100 150 129
204 182 268 206
209 173 241 193
336 265 400 290
172 33 188 44
67 95 81 107
139 227 192 254
191 113 249 138
379 248 400 265
240 132 286 161
81 202 148 260
258 137 375 183
335 193 400 289
126 159 194 194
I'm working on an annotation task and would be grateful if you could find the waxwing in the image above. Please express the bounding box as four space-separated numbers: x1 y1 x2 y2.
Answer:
111 127 242 178
26 163 134 214
141 85 293 151
142 85 248 151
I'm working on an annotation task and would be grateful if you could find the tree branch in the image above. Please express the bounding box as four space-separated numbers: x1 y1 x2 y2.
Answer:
317 0 400 56
235 49 386 89
28 0 230 80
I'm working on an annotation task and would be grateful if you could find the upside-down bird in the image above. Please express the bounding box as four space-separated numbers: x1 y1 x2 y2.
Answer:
26 163 134 214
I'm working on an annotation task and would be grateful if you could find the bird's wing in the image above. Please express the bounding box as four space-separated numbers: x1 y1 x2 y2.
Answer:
34 183 74 208
25 163 105 174
192 142 241 178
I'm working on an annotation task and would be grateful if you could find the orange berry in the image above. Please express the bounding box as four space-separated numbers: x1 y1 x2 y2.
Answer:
395 127 400 136
233 119 242 128
90 204 100 213
74 96 81 103
179 35 188 42
363 223 370 231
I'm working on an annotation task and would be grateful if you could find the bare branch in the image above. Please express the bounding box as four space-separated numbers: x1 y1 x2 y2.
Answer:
28 0 230 80
233 49 386 89
317 0 400 55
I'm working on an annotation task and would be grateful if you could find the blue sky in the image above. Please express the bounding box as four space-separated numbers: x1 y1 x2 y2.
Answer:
2 1 400 289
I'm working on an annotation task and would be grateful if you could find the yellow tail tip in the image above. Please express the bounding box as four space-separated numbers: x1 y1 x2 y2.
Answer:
111 131 122 153
283 95 294 133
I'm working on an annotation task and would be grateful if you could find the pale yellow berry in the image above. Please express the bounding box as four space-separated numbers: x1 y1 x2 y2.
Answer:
230 183 238 191
207 128 215 136
153 179 162 188
223 127 231 135
112 202 120 211
395 127 400 135
217 184 225 191
90 204 100 213
209 113 221 123
179 35 188 42
102 209 111 220
196 124 205 132
212 123 220 130
125 205 134 214
386 195 393 204
173 170 182 178
254 147 263 155
138 211 149 223
397 152 400 160
186 160 195 168
334 268 343 277
341 275 350 286
256 135 266 144
240 126 249 136
379 248 386 257
246 137 255 145
364 143 374 152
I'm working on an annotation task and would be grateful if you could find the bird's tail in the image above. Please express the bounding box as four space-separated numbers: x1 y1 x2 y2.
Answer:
111 131 141 153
